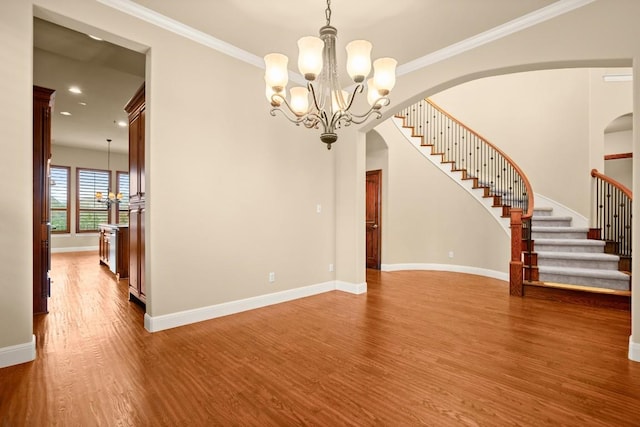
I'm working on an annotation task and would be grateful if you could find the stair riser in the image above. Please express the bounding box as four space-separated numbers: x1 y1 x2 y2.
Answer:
538 259 620 270
532 231 587 239
532 220 572 227
534 244 604 254
533 209 553 217
539 273 630 291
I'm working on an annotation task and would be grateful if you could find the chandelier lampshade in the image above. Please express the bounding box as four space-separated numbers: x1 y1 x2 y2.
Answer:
264 0 396 149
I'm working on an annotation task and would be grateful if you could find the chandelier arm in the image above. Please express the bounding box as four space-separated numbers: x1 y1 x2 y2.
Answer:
270 106 307 126
346 97 391 120
270 101 324 131
342 107 383 125
308 83 323 114
343 83 364 112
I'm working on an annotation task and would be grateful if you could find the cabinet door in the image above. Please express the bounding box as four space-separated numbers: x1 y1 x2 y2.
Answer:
33 86 55 315
138 108 145 196
129 112 141 198
139 204 145 298
129 205 140 297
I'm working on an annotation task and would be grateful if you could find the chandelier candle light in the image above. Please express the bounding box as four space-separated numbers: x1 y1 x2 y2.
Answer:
264 0 397 149
95 138 122 208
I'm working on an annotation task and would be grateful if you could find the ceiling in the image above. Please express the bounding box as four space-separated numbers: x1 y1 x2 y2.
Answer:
131 0 557 66
33 18 145 153
34 0 588 153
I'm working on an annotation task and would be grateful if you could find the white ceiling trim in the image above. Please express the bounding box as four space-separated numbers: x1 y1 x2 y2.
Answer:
96 0 307 85
98 0 595 82
397 0 596 76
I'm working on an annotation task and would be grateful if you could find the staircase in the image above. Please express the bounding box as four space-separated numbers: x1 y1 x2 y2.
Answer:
524 206 631 309
531 206 630 291
394 98 631 308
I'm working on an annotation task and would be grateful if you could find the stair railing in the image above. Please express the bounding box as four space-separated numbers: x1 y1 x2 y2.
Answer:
590 169 632 271
395 98 534 294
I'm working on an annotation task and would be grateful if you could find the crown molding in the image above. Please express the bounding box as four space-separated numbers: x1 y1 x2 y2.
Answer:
98 0 595 82
96 0 307 85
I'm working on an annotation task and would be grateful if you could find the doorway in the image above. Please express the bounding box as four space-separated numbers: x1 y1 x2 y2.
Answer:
33 17 146 314
366 170 382 269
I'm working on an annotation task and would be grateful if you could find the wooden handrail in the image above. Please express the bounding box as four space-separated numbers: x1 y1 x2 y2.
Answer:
427 99 535 218
591 168 632 200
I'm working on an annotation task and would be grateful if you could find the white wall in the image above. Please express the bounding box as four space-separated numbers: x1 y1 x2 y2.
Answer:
50 145 128 251
0 0 33 353
372 120 510 275
430 69 591 216
426 68 632 218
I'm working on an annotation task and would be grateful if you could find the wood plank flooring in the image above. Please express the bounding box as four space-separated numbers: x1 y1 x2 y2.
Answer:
1 252 639 426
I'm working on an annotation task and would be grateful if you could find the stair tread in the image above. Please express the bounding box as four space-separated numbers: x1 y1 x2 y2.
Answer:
537 251 619 260
532 226 589 232
534 238 604 246
526 281 631 296
532 216 572 221
538 265 629 279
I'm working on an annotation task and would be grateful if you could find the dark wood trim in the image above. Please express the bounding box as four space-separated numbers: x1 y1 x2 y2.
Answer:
604 152 632 160
509 208 524 296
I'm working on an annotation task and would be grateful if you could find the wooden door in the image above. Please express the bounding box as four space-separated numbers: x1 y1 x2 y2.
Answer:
33 86 55 314
366 170 382 269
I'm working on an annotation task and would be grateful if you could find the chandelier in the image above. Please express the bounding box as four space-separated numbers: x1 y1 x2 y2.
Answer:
263 0 397 150
95 138 122 208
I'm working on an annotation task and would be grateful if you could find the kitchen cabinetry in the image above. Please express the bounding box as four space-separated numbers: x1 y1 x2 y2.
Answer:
125 84 146 304
33 86 55 315
98 224 129 279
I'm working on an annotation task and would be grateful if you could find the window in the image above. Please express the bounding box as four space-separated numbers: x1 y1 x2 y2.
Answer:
117 171 129 225
77 168 110 232
50 166 70 233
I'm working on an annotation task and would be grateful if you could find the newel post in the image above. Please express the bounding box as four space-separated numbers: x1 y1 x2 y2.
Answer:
509 208 524 296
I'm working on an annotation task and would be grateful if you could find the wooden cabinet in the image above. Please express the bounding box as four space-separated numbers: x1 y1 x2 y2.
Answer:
99 224 129 279
125 84 146 304
33 86 55 315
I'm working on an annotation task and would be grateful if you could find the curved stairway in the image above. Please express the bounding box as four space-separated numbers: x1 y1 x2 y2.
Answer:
532 207 630 291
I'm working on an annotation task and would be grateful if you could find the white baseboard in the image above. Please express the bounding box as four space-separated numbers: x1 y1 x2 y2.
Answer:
629 336 640 362
0 335 36 368
145 280 367 333
336 281 367 294
52 246 98 253
381 263 508 282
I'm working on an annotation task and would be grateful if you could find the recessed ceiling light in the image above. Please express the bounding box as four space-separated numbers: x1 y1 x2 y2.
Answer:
88 34 103 41
78 102 87 106
69 86 82 94
117 121 127 128
60 111 72 116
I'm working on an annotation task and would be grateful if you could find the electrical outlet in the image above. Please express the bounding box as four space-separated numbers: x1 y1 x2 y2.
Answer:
268 272 275 282
448 251 454 259
329 263 334 272
316 204 322 213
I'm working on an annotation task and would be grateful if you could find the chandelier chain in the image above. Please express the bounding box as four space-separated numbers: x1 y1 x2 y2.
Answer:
325 0 331 26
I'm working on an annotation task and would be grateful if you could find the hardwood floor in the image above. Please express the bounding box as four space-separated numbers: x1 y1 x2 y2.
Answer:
1 252 639 426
